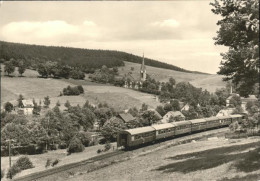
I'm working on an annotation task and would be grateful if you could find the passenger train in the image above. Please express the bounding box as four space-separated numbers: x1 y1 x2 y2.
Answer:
117 114 246 149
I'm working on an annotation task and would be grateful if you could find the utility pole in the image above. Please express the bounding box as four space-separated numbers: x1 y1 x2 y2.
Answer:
46 116 50 151
6 139 14 179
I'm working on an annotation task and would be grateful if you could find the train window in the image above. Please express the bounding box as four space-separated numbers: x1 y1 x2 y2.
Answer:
146 132 153 137
134 135 140 140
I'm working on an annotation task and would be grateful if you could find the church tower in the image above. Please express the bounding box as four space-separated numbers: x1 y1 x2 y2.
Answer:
140 52 146 81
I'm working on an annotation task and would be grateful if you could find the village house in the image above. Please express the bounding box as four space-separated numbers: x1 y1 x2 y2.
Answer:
147 109 163 120
216 108 235 117
18 100 34 115
162 111 185 123
117 113 136 125
181 103 190 111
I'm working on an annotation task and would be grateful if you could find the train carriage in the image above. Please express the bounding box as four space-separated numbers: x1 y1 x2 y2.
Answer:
152 123 175 140
117 126 155 148
190 119 207 132
205 117 220 129
172 121 192 135
217 115 232 126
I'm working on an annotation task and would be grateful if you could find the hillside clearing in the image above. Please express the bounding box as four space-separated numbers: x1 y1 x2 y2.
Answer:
1 77 73 104
119 61 210 83
119 61 226 92
1 76 160 111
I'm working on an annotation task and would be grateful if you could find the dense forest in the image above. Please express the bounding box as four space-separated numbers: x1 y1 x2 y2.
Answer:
0 41 207 74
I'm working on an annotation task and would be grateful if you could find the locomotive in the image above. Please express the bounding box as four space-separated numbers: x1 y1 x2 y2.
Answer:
117 114 245 149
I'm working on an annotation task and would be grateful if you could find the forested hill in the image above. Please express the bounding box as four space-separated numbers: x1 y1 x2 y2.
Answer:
0 41 207 74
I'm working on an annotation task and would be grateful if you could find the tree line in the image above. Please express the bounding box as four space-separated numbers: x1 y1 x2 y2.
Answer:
0 41 207 74
2 58 86 80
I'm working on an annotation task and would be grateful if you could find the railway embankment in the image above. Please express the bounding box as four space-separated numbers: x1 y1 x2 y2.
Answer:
13 127 238 181
69 134 260 181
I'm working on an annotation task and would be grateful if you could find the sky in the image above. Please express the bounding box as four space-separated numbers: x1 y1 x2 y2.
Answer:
0 1 228 74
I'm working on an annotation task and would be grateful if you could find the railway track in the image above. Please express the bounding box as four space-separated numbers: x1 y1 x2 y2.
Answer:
14 127 228 181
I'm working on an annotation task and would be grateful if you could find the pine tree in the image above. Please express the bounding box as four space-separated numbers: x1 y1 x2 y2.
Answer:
43 96 51 108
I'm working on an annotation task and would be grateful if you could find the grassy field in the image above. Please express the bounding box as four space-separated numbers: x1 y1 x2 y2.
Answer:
119 61 226 92
1 76 161 111
1 65 161 111
190 74 226 93
1 77 73 104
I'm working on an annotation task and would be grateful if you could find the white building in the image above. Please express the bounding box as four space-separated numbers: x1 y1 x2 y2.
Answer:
20 100 34 115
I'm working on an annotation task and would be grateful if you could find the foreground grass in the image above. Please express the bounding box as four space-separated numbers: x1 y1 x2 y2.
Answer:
155 142 260 173
219 173 260 181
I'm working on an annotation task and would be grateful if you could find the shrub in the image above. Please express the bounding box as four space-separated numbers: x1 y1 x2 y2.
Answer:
45 158 51 168
58 142 67 149
104 142 111 152
4 102 14 112
7 164 21 179
49 144 58 150
51 159 60 167
72 87 80 95
75 132 91 147
77 85 84 94
67 137 85 154
16 156 34 170
1 169 4 179
62 85 83 96
97 149 102 154
70 70 85 80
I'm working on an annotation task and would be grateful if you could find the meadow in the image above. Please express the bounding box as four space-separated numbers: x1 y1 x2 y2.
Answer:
1 65 160 111
1 62 225 111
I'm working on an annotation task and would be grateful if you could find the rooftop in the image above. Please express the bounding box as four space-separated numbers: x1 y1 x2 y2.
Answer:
122 126 155 135
21 100 34 107
118 113 135 123
164 111 185 118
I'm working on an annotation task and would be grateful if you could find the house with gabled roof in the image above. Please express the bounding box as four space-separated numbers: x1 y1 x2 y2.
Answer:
216 108 235 117
19 100 34 115
181 103 190 111
117 113 136 123
162 111 185 123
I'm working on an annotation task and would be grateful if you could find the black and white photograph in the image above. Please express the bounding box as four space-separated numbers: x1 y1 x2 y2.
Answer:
0 0 259 180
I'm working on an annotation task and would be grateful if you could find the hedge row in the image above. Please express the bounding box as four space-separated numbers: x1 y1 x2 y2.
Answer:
1 145 45 156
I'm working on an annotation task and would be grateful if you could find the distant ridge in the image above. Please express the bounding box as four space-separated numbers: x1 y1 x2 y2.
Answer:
0 41 209 75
